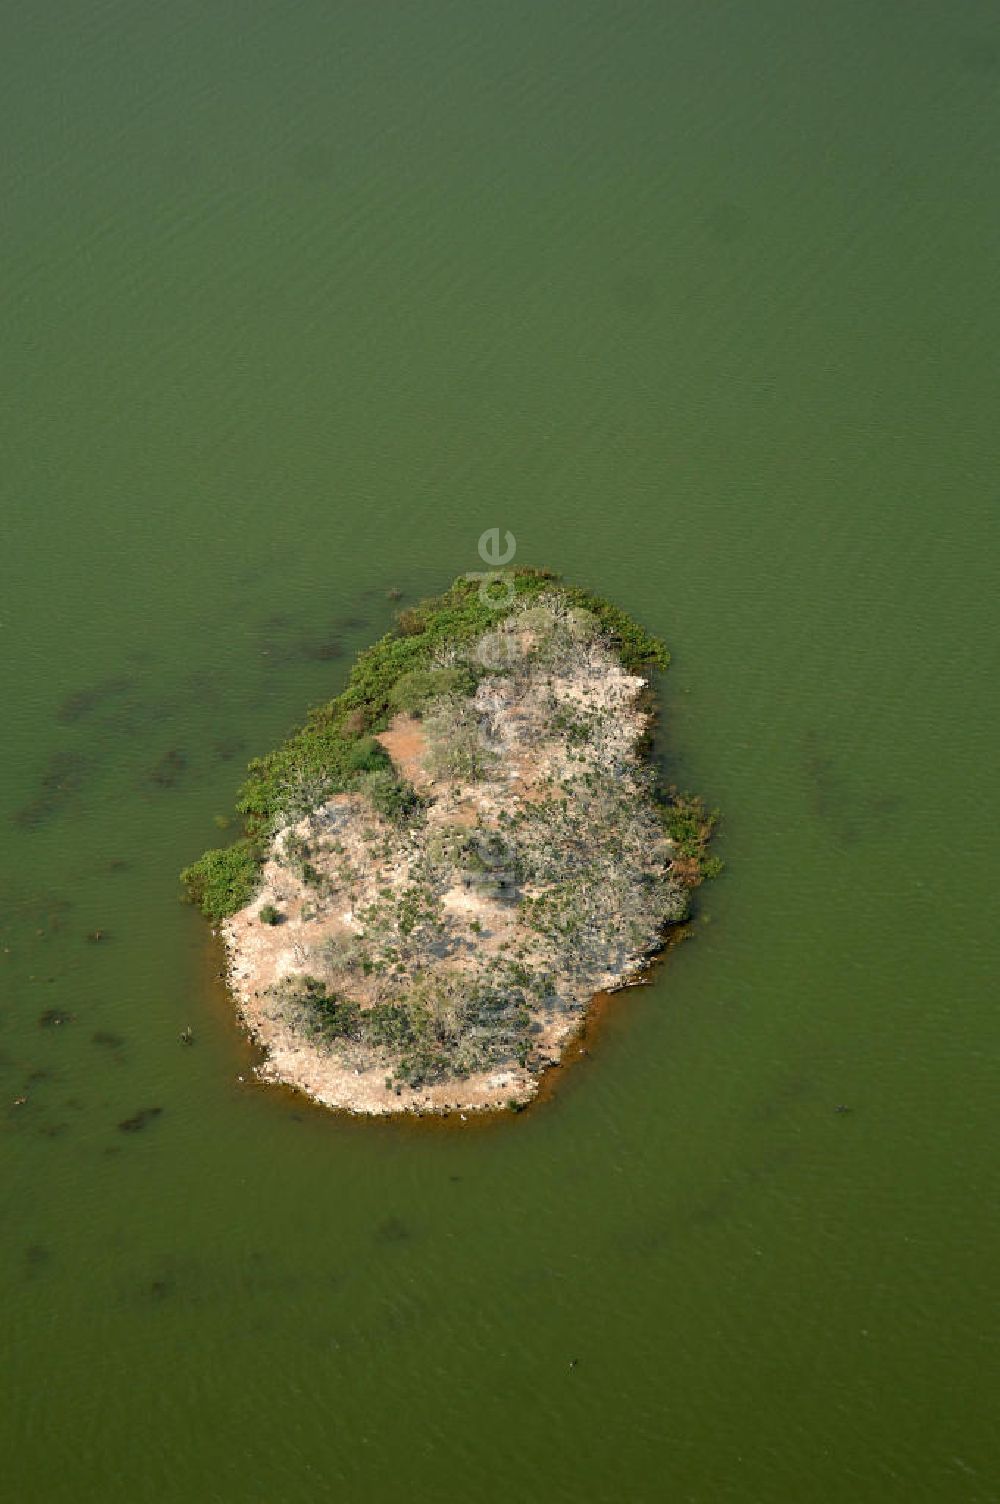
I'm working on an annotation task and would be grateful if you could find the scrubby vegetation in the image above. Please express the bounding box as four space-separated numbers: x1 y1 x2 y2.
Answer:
656 792 723 885
188 572 721 1112
274 971 533 1090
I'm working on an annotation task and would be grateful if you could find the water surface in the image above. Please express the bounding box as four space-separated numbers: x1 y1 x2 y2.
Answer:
3 2 998 1500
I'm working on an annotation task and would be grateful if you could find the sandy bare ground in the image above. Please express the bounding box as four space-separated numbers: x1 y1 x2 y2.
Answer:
220 601 683 1115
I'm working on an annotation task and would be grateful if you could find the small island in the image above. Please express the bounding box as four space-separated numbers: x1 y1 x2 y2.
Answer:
182 571 719 1114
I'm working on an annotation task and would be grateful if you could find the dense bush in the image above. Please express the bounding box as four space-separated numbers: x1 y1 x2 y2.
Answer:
346 736 392 774
366 1000 420 1050
180 840 262 922
283 976 362 1040
656 790 723 883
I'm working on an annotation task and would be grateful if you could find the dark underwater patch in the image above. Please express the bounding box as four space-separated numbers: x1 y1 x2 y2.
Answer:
56 676 134 724
0 888 74 940
145 748 189 789
118 1106 163 1133
211 735 246 763
182 667 225 704
751 1071 814 1124
296 633 343 662
24 1244 50 1276
13 750 92 829
802 730 903 845
373 1215 411 1245
38 1009 72 1028
257 614 345 667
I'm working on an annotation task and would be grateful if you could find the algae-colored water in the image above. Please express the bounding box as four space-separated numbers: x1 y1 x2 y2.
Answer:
3 3 998 1500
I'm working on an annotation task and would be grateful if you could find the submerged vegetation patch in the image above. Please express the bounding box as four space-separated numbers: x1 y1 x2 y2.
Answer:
13 750 93 830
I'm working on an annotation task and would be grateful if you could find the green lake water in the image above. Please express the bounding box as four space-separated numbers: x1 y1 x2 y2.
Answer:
3 2 998 1499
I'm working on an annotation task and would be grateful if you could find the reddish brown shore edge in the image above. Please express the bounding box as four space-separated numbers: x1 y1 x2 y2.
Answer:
201 922 692 1127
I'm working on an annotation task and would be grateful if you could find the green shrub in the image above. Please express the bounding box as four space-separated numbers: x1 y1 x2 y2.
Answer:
660 793 719 856
283 976 362 1041
560 588 670 672
258 903 281 926
317 996 362 1040
654 791 722 883
365 1001 422 1051
346 736 392 774
388 666 473 716
359 769 421 823
396 1042 448 1088
180 841 261 921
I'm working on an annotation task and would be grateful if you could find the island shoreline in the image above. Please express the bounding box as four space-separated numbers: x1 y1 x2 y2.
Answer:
183 571 719 1118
